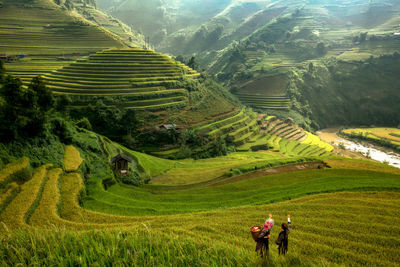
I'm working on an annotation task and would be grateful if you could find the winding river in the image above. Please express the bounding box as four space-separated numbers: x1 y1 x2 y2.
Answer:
335 139 400 168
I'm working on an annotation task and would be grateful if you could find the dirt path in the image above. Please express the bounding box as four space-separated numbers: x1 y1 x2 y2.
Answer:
210 161 324 186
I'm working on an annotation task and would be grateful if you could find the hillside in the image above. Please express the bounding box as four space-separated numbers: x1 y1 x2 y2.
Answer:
52 0 146 47
101 0 400 130
1 125 400 265
1 1 400 265
0 0 127 81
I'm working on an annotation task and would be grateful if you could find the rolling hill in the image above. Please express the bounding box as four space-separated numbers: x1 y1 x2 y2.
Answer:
1 2 400 266
0 125 399 265
101 0 400 130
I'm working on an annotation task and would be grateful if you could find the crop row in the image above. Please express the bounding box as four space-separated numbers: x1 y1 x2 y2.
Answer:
301 131 334 152
50 87 186 96
0 164 50 231
2 192 400 266
0 157 30 186
197 107 246 133
64 146 83 172
27 168 85 230
82 164 400 217
208 115 249 136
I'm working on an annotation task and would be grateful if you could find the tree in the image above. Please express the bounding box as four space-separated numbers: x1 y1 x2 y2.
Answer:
308 62 314 73
187 56 199 70
56 95 71 112
0 60 4 82
28 76 54 112
0 75 54 141
316 42 326 56
120 109 139 136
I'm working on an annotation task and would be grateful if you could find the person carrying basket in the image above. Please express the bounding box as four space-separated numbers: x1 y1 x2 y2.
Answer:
251 214 274 257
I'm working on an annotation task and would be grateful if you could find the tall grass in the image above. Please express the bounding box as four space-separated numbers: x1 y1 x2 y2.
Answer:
1 192 399 266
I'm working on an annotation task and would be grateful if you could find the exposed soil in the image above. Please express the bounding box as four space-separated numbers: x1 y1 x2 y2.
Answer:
317 128 369 159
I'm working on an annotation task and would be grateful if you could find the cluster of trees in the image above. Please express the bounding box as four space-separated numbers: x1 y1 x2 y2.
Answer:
69 101 139 148
0 75 56 142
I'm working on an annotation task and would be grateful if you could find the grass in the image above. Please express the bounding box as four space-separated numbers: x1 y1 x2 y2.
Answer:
42 48 197 111
342 127 400 148
28 168 83 229
301 131 334 152
1 191 400 266
0 183 20 213
197 107 245 133
1 130 400 265
0 164 50 231
0 157 29 186
83 166 400 217
64 146 83 172
1 0 124 81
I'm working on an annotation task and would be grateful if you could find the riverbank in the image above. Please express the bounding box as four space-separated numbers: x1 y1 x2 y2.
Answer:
318 128 400 168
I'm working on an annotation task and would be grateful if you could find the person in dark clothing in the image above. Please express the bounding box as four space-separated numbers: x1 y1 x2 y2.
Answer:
255 219 273 257
276 215 291 255
255 228 270 257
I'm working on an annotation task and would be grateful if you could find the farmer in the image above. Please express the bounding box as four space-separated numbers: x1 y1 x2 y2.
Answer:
276 215 291 255
255 214 274 257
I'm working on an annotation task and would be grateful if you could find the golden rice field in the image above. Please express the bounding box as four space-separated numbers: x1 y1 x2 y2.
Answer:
0 157 29 185
0 146 399 265
63 145 83 172
342 127 400 148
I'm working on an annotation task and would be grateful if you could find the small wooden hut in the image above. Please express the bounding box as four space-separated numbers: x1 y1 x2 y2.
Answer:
111 153 132 176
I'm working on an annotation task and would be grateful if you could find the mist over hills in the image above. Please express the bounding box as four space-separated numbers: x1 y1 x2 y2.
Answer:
96 0 400 129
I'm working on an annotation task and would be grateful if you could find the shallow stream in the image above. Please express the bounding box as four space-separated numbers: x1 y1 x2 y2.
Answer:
335 139 400 168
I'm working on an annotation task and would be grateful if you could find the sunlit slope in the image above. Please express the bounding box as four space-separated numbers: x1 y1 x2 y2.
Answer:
1 138 400 265
0 0 124 82
41 48 198 110
2 184 400 266
342 127 400 151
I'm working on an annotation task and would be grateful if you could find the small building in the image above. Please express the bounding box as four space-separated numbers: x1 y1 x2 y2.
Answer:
111 153 132 176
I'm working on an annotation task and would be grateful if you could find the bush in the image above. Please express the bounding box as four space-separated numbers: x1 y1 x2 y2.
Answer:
51 117 74 144
75 118 92 131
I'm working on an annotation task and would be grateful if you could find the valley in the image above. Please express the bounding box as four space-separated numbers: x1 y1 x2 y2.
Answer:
0 0 400 266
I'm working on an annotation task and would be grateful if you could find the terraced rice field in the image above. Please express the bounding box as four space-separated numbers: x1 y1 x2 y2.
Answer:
236 94 290 110
194 107 263 147
41 48 199 110
0 0 125 82
1 149 400 266
235 116 332 159
342 127 400 149
63 145 83 172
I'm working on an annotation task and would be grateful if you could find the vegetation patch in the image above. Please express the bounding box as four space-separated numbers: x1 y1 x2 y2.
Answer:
64 145 83 172
0 157 30 186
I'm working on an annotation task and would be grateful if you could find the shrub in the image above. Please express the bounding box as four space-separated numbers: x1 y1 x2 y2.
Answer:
51 117 74 144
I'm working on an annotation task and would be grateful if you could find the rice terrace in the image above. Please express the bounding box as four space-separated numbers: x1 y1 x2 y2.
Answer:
1 0 400 266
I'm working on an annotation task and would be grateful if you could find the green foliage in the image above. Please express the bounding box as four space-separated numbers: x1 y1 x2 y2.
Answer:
0 228 256 266
55 95 71 113
70 100 139 148
51 117 74 144
0 60 4 82
292 55 400 129
316 42 326 56
75 117 92 131
118 171 147 186
0 76 54 141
